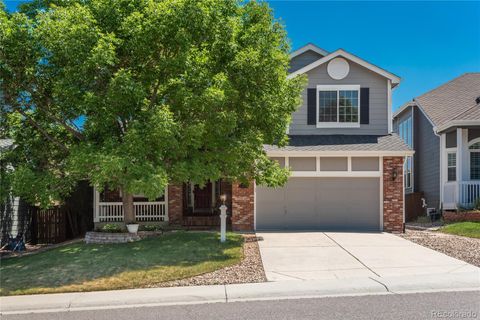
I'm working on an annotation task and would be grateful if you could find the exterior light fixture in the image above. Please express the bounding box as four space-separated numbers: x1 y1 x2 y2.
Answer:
392 168 398 181
220 194 227 204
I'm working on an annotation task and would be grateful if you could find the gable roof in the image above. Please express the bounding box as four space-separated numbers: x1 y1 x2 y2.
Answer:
288 49 401 87
289 43 329 59
395 73 480 132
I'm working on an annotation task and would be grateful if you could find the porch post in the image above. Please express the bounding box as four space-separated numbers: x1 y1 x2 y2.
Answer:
457 128 465 206
93 187 100 223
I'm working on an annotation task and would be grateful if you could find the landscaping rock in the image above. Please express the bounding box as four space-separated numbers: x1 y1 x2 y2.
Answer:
399 229 480 267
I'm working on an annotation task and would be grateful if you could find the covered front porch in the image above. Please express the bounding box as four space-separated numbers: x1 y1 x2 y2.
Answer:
441 127 480 209
93 180 233 228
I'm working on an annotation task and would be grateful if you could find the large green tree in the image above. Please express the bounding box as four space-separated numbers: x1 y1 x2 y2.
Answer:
0 0 304 224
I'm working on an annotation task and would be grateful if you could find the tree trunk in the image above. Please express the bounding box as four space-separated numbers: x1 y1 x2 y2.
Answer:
122 190 135 224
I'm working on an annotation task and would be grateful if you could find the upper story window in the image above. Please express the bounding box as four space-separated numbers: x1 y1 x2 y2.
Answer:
398 115 413 148
317 85 360 128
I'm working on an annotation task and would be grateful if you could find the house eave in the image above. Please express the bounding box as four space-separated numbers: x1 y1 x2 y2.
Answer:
434 120 480 133
265 150 414 157
289 43 329 58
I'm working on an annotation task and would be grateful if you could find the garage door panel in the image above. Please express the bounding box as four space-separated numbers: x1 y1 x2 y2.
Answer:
256 177 380 231
255 186 286 230
284 178 316 229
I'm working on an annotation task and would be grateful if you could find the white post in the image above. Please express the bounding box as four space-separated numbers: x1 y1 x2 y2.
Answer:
220 204 227 243
457 128 464 206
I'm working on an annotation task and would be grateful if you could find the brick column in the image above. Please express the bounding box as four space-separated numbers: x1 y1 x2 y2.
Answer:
383 157 404 233
168 184 183 225
231 182 254 231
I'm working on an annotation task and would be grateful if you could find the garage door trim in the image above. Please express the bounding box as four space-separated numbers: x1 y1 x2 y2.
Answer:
254 156 385 231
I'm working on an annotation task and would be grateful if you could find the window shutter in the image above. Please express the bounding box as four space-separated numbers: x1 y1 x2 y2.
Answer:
307 88 316 125
360 87 370 124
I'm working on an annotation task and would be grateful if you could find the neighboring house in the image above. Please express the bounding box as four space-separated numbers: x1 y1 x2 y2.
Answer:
393 73 480 212
93 43 412 233
0 139 30 243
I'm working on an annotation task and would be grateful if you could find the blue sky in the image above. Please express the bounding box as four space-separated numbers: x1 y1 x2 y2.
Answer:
4 1 480 110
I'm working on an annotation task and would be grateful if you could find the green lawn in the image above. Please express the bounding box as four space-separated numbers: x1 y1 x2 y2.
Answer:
0 231 243 296
440 222 480 239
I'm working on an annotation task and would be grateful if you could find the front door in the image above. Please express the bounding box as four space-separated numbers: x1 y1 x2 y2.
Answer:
193 182 213 213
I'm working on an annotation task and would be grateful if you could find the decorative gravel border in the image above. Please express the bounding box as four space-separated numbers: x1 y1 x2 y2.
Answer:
152 234 267 287
399 229 480 267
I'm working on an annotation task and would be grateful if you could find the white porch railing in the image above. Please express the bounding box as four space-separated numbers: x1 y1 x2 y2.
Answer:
95 201 168 223
443 181 480 209
459 181 480 208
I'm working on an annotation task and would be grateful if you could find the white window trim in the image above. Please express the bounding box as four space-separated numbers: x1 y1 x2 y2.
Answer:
316 84 361 128
468 138 480 181
404 156 413 189
447 149 457 182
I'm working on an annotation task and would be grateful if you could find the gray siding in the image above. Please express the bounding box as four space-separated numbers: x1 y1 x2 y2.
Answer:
414 108 440 210
289 50 323 73
446 131 457 148
289 60 389 135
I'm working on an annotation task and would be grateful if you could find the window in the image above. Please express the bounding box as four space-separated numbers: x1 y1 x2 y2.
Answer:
398 115 413 188
447 152 456 181
317 85 359 127
404 156 412 188
469 141 480 180
398 115 413 148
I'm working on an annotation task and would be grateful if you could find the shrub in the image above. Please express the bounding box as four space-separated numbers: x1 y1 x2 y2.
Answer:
99 224 124 233
139 225 162 232
474 198 480 210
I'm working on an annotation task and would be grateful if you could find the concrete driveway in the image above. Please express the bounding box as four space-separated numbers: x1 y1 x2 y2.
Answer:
257 232 480 281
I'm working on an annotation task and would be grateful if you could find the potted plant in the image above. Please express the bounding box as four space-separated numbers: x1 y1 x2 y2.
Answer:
126 223 139 234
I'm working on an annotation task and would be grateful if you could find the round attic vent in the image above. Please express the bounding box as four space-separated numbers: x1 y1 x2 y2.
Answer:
327 57 350 80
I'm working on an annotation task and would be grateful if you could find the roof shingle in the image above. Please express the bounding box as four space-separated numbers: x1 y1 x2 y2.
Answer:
413 73 480 127
264 134 412 152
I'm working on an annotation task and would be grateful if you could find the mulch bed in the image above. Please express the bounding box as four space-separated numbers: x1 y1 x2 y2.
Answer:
399 229 480 267
155 234 267 287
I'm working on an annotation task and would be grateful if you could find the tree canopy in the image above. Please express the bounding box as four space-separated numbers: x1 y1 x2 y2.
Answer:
0 0 304 217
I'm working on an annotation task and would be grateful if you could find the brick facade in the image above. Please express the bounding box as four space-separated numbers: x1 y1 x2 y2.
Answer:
383 157 405 233
163 161 405 233
231 182 255 231
168 184 183 225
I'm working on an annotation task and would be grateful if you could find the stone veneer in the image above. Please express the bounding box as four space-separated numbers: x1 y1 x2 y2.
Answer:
168 184 183 225
383 157 405 233
231 182 255 231
85 232 141 244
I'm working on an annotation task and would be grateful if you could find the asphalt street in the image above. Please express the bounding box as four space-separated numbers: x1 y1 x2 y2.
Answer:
3 290 479 320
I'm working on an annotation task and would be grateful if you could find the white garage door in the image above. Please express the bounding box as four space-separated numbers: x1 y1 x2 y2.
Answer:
256 177 380 231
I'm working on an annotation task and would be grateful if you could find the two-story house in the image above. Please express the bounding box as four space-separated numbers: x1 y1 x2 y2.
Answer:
93 43 412 233
393 73 480 213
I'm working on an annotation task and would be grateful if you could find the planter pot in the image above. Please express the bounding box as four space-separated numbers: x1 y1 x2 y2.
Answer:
126 224 139 234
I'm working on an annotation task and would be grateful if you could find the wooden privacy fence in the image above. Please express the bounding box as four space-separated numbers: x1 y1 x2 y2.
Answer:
31 207 67 244
405 192 424 222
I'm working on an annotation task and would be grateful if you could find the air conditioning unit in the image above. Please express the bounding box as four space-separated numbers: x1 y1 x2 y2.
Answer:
426 208 437 216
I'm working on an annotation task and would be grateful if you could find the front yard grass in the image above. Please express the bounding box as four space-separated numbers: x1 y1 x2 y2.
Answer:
0 231 243 296
440 222 480 239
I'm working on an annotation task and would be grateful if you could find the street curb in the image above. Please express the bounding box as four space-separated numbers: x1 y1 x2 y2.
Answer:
1 272 479 315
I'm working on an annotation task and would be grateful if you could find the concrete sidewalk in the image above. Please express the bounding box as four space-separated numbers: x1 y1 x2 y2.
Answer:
1 272 479 315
